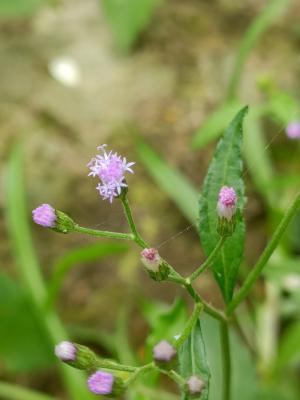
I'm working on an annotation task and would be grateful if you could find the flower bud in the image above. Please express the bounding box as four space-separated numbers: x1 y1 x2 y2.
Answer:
286 121 300 139
217 186 237 236
141 248 170 281
32 204 75 234
186 375 205 397
87 370 124 397
153 340 177 370
32 204 56 228
55 342 96 370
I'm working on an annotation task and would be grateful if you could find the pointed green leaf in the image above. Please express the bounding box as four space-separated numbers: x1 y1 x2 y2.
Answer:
198 106 248 302
178 319 210 400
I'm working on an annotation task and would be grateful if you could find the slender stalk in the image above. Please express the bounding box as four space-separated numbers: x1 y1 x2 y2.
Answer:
162 370 186 387
184 282 227 323
174 303 203 348
74 225 133 241
227 190 300 315
95 358 137 373
0 382 55 400
120 195 148 248
189 237 226 282
126 363 155 385
220 322 231 400
227 0 292 100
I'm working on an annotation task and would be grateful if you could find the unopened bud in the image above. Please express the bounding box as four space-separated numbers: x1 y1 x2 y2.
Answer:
55 342 96 370
87 370 124 397
32 204 75 234
217 186 237 236
187 375 205 397
153 340 177 369
141 248 170 281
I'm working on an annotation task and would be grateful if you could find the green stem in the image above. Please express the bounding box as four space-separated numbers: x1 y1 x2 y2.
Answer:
227 190 300 315
184 282 227 323
163 370 186 387
74 225 133 241
120 195 148 248
189 237 226 282
220 322 231 400
126 363 155 385
174 303 203 348
95 358 137 373
0 382 55 400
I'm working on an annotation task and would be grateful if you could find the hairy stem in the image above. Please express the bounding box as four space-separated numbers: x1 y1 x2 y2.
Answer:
74 225 133 241
121 195 148 248
220 322 231 400
174 303 203 348
227 190 300 315
189 237 226 282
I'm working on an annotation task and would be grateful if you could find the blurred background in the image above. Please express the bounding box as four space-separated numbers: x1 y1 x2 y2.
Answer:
0 0 300 399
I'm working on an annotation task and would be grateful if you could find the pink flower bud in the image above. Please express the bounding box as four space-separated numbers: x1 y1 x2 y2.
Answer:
217 186 237 221
87 370 114 395
286 121 300 139
153 340 176 362
187 375 205 395
55 341 76 361
32 204 56 228
141 248 161 272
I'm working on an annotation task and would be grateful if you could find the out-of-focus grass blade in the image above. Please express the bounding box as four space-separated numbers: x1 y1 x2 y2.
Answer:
243 107 275 205
136 139 198 224
100 0 162 51
5 143 94 400
0 381 55 400
275 320 300 372
227 0 292 99
192 100 242 149
46 242 129 309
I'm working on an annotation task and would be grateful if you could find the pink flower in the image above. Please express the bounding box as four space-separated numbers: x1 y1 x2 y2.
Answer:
55 341 76 361
153 340 176 362
286 121 300 139
87 370 114 395
32 204 56 228
187 375 205 395
217 186 237 221
141 248 161 272
88 145 135 202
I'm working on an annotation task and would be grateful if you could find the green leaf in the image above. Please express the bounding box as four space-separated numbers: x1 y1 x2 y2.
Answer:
0 272 54 372
198 106 248 302
178 319 210 400
100 0 162 51
192 101 242 149
46 242 128 308
136 138 198 223
0 381 55 400
0 0 44 18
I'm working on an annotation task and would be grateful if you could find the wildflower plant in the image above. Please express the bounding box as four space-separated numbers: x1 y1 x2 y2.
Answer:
32 106 300 400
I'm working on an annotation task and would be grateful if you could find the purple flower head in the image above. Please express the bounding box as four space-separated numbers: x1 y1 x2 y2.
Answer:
286 121 300 139
187 375 205 395
32 204 56 228
55 341 76 361
88 144 135 202
217 186 237 221
141 248 161 272
153 340 176 362
87 370 114 395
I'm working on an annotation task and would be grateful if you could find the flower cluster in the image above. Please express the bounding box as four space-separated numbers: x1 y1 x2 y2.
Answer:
87 370 114 395
88 144 135 202
32 204 56 228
